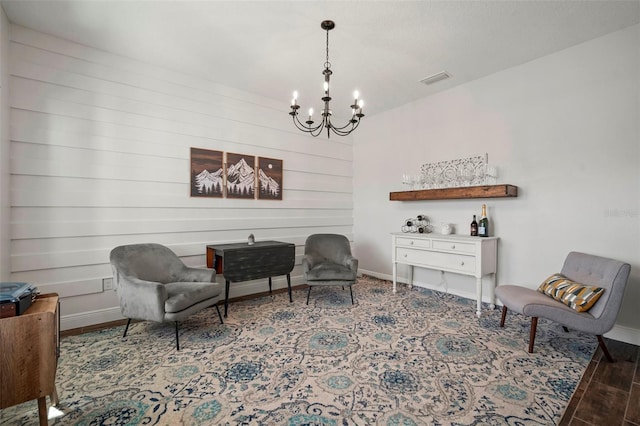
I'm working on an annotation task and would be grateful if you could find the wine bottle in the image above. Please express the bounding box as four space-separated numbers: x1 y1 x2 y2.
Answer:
478 204 489 237
470 214 478 236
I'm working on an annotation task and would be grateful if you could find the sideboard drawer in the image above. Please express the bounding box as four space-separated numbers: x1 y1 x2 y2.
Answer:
396 247 476 273
396 237 431 249
432 240 475 253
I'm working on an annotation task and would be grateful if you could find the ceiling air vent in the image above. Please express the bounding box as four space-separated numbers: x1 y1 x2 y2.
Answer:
419 71 451 86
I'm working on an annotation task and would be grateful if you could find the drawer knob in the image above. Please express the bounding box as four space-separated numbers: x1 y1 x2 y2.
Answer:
460 261 464 266
410 241 414 245
451 244 456 249
404 254 408 258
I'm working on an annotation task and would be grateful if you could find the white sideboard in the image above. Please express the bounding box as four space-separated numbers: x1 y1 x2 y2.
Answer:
391 232 498 317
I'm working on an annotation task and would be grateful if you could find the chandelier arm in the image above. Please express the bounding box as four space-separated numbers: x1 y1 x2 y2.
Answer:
329 119 360 132
326 114 363 133
333 118 363 136
292 113 325 135
330 126 356 137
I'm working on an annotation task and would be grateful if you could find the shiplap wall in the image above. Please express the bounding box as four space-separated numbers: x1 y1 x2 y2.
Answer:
8 25 354 330
0 9 9 281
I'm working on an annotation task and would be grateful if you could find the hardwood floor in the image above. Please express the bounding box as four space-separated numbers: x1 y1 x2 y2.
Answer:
560 337 640 426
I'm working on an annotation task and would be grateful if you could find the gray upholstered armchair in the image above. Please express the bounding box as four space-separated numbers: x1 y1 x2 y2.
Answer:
302 234 358 305
496 251 631 361
110 243 224 350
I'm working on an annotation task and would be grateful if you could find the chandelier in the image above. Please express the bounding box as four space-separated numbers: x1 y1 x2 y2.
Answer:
289 20 364 138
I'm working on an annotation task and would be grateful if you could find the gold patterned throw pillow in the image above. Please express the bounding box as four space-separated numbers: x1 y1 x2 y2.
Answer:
537 273 605 312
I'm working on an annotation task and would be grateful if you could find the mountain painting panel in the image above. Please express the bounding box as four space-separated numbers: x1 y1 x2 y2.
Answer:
190 148 224 197
258 157 283 200
226 152 256 199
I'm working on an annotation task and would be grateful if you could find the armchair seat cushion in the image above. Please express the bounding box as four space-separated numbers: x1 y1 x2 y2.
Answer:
165 282 222 313
496 284 601 332
306 262 356 281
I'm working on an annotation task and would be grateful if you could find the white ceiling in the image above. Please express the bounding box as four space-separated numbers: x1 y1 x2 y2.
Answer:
2 1 639 118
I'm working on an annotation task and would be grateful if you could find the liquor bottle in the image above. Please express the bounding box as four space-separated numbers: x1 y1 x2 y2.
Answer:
470 215 478 236
478 204 489 237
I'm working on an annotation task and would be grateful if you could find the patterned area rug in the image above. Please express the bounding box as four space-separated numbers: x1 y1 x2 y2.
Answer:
2 275 597 425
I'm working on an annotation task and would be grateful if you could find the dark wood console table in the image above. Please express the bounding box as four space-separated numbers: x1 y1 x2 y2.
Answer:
206 241 295 317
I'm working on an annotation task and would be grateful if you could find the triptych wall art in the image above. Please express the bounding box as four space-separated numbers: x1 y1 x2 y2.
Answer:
190 148 283 200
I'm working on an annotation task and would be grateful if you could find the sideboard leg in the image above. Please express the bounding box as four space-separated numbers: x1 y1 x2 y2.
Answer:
287 274 292 302
407 265 413 289
489 273 496 310
475 277 482 317
392 262 397 293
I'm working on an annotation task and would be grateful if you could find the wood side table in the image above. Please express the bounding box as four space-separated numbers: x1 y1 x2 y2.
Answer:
206 241 295 316
0 293 60 425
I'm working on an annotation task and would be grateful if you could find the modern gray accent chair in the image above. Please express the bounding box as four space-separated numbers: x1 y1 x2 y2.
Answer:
110 243 224 350
302 234 358 305
495 251 631 362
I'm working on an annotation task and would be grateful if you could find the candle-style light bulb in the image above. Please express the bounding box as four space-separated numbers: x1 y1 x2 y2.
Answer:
308 108 313 117
293 90 298 100
353 90 359 101
323 82 329 92
358 99 364 110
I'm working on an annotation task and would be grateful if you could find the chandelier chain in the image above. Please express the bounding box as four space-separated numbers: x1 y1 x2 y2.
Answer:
325 28 331 70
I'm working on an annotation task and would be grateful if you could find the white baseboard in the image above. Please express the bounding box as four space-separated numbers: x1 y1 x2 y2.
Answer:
359 269 640 346
61 307 124 330
605 324 640 346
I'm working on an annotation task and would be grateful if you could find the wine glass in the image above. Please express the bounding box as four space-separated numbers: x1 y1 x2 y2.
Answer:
486 165 498 185
402 174 411 190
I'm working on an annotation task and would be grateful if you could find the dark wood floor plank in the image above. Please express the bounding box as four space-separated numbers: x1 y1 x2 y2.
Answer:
605 338 640 363
568 418 591 426
561 361 599 425
574 381 629 425
592 356 636 392
626 383 640 425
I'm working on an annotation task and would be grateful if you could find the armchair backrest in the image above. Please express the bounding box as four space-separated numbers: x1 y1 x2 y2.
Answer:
110 243 187 284
304 234 353 265
561 251 631 324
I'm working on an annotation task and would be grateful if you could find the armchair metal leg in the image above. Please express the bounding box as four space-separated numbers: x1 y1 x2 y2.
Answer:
123 318 132 338
306 286 312 305
562 326 569 332
597 335 615 362
499 306 507 327
215 304 224 324
175 321 180 351
349 286 354 305
528 317 538 353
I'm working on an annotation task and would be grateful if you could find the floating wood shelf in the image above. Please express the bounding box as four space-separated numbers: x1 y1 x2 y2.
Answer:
390 184 518 201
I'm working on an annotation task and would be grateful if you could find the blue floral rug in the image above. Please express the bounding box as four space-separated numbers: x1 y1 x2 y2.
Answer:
2 275 596 425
